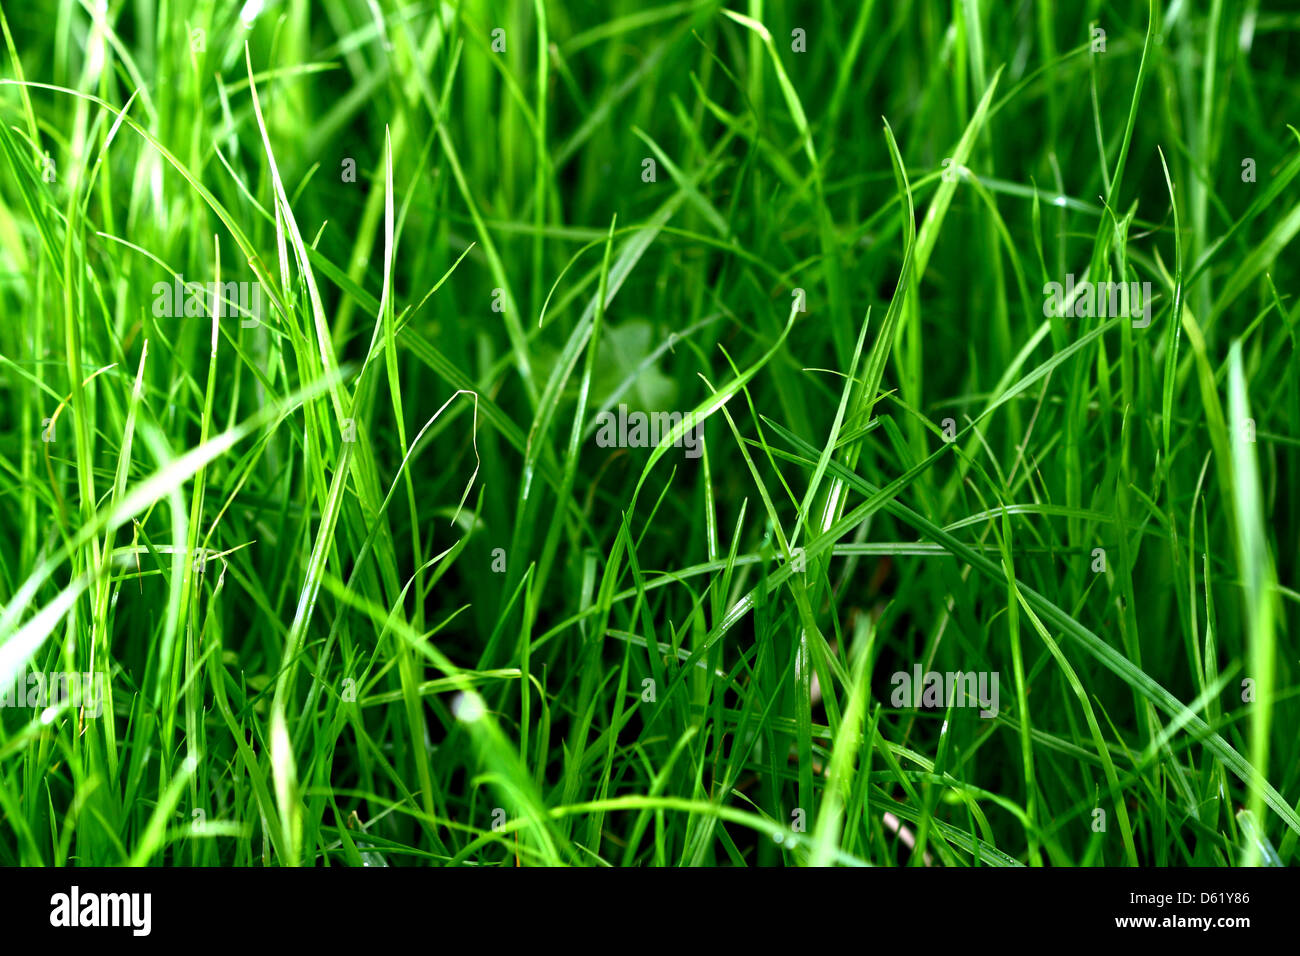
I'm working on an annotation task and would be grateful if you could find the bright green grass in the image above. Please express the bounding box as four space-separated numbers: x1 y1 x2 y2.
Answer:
0 0 1296 867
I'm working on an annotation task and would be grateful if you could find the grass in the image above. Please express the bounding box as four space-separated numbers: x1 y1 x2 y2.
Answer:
0 0 1296 867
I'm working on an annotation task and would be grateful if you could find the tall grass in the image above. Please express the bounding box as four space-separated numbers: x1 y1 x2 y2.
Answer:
0 0 1296 866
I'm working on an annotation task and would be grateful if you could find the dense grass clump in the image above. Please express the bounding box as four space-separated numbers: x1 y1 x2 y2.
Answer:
0 0 1297 867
